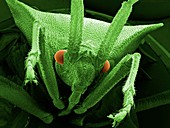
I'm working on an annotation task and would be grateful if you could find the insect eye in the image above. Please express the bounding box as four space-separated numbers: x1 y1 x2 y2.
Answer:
54 50 67 64
101 60 110 73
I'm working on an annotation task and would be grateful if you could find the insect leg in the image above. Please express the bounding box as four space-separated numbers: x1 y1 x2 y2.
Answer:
108 53 140 127
74 53 141 123
25 21 41 85
25 21 64 109
37 28 65 110
58 85 86 116
67 0 84 61
98 0 138 61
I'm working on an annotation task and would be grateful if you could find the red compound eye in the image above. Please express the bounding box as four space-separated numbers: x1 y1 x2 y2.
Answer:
101 60 110 73
54 50 67 64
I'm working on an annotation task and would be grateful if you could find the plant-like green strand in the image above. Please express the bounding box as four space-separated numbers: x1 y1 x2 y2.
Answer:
135 90 170 112
0 76 53 124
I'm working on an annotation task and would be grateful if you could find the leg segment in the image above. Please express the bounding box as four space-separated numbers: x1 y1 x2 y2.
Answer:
25 21 64 109
67 0 84 62
37 28 64 109
107 53 140 127
25 21 41 85
97 0 138 60
74 53 141 126
58 85 86 116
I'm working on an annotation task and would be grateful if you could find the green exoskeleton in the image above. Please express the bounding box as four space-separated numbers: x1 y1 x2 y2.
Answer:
1 0 165 126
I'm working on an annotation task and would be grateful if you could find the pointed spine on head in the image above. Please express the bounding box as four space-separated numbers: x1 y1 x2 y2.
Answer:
67 0 84 62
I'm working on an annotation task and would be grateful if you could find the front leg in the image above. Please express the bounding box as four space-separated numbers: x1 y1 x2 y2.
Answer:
74 53 141 127
25 21 64 109
108 53 140 127
25 21 41 85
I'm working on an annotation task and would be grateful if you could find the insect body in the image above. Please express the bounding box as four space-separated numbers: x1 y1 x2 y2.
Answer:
5 0 163 126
